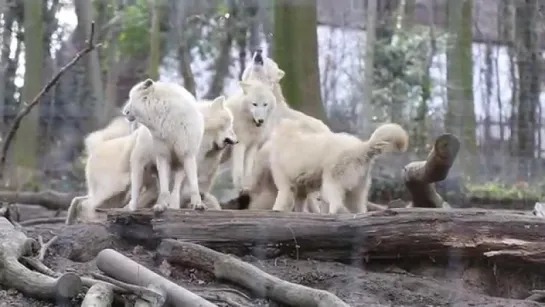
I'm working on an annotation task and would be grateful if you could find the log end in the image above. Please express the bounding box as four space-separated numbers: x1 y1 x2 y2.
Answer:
55 272 82 298
433 134 460 165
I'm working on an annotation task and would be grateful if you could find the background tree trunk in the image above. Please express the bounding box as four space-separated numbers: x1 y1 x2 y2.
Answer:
361 0 377 133
444 0 477 174
273 0 327 122
11 0 45 186
515 0 540 179
148 0 162 80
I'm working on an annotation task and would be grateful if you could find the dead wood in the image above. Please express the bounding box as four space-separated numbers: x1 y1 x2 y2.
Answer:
91 273 166 304
81 283 114 307
403 134 460 208
158 239 350 307
0 217 81 299
95 248 218 306
0 189 75 210
108 208 545 264
20 217 66 227
37 235 58 261
0 21 102 178
133 283 167 307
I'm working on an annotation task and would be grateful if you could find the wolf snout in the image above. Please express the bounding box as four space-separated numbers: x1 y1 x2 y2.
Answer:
125 114 136 122
224 138 238 145
255 119 264 126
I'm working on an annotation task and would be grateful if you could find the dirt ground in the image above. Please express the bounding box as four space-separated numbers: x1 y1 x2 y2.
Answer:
0 204 543 307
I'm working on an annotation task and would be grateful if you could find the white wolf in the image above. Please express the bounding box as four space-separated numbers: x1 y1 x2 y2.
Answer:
67 95 235 223
224 80 277 193
232 50 332 212
129 96 237 211
269 119 409 214
122 79 205 210
83 116 133 154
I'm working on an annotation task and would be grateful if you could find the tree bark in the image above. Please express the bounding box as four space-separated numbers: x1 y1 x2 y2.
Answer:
273 0 327 121
81 283 114 307
158 240 350 307
148 0 162 80
107 208 545 264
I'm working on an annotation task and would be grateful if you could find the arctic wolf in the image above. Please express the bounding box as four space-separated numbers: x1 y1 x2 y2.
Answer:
224 80 277 193
166 96 237 210
232 50 331 212
83 116 133 154
122 79 205 210
269 119 409 214
67 95 235 223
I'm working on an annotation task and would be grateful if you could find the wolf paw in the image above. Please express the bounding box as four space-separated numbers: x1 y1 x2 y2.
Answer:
153 203 167 213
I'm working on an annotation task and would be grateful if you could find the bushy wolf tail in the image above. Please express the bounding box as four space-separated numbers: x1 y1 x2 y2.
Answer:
364 123 409 161
84 116 133 154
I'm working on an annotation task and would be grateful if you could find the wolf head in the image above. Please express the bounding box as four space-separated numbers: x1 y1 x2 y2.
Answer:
123 78 155 122
241 50 285 86
202 96 238 150
240 80 277 127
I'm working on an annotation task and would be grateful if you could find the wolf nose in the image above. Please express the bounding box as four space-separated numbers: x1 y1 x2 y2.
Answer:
224 138 237 145
257 119 264 124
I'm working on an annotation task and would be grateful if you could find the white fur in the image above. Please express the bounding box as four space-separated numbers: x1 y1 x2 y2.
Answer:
84 116 133 154
238 53 331 212
122 79 205 210
224 79 277 192
269 119 409 214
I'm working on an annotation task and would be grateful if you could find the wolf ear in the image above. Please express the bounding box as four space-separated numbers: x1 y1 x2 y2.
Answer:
275 69 285 82
142 78 154 89
239 81 252 94
211 95 226 109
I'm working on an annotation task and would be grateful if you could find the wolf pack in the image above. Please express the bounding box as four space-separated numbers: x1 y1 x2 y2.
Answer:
65 50 409 225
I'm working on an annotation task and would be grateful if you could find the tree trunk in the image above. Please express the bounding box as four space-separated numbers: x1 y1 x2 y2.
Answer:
361 0 377 133
148 0 162 80
107 208 545 265
11 0 45 185
515 0 540 179
172 0 196 96
74 0 105 128
273 0 327 122
444 0 477 172
0 0 13 128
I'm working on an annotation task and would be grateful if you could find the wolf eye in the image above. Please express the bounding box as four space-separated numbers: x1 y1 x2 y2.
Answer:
252 103 257 106
264 103 268 107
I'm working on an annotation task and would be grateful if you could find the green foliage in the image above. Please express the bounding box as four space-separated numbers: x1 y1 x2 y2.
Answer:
118 0 150 56
370 25 447 118
468 182 542 200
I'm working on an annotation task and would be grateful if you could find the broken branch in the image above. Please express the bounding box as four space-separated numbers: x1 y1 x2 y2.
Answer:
95 248 217 306
0 21 102 178
81 283 114 307
158 239 350 307
0 217 81 299
403 134 460 208
0 190 76 210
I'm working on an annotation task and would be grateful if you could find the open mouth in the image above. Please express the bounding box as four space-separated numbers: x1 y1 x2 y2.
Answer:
126 114 136 122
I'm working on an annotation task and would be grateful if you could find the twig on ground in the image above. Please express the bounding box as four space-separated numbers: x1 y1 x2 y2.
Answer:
0 21 102 178
37 235 58 261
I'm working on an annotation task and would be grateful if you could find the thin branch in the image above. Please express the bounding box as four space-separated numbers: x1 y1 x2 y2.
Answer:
0 21 102 178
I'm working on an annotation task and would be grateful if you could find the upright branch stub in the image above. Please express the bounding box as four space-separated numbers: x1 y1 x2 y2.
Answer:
0 21 101 179
403 134 460 208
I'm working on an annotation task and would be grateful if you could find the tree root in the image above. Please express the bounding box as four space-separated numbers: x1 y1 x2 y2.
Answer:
157 239 350 307
19 217 66 227
95 248 217 306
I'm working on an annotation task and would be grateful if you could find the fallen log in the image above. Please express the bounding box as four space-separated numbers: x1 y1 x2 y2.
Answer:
107 208 545 264
0 217 81 299
158 239 350 307
95 248 217 306
403 134 460 208
81 283 114 307
134 284 167 307
0 189 75 210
